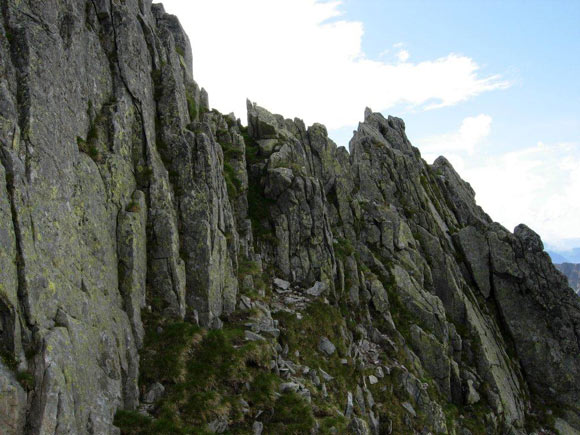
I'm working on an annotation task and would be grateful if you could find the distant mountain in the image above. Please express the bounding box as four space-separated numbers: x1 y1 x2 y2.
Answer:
547 246 580 263
548 251 569 263
556 263 580 295
569 248 580 263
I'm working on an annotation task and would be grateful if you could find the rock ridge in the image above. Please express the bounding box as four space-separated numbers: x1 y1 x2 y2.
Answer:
0 1 578 434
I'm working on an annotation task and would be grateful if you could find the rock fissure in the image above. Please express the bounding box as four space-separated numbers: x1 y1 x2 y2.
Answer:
0 155 30 334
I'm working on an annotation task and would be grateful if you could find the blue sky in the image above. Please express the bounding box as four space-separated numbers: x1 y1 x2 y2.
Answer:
161 0 579 252
333 0 580 149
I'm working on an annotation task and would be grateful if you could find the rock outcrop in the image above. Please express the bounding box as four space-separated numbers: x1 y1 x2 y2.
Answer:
0 1 578 434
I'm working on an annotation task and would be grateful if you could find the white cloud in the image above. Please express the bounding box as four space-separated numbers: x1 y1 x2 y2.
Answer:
159 0 508 129
420 114 492 156
461 142 580 248
397 49 410 63
419 118 579 248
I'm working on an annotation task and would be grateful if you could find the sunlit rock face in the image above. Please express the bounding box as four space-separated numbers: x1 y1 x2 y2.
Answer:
0 1 578 433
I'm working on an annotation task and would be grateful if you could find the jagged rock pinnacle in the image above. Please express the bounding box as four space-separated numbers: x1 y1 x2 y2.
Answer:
0 1 578 434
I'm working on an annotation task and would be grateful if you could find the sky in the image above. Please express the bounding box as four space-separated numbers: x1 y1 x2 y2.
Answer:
159 0 580 252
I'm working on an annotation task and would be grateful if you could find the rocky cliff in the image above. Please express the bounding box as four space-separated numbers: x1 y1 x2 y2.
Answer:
556 264 580 296
1 1 579 434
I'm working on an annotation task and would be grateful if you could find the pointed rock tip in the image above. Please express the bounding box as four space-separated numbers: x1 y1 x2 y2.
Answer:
433 155 451 167
514 224 544 252
432 156 460 176
152 3 166 14
364 107 373 120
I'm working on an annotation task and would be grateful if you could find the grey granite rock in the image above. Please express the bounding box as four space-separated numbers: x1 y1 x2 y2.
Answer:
0 362 26 435
0 1 578 433
318 336 336 356
347 417 371 434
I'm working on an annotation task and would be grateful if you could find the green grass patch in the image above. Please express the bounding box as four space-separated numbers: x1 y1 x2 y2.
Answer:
218 135 245 199
267 391 315 434
333 237 354 259
318 415 348 434
238 258 261 277
240 128 261 166
140 315 202 385
237 258 267 297
133 311 276 433
223 161 242 199
247 372 279 407
274 301 360 405
221 141 245 161
114 410 154 435
186 91 197 122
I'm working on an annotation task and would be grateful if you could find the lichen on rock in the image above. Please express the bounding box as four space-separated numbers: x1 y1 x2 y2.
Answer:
0 1 578 434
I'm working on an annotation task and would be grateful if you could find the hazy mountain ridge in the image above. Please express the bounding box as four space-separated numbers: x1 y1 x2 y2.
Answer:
0 1 579 434
548 248 580 264
556 263 580 296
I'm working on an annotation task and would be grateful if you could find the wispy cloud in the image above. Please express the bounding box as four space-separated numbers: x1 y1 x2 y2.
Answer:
419 114 492 156
162 0 509 129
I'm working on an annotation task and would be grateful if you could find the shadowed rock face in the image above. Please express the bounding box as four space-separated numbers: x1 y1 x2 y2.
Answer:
0 1 578 434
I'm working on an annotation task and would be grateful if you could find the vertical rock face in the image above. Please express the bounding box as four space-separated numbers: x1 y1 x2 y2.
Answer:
489 225 580 416
247 101 336 288
0 0 240 432
0 1 578 434
0 361 26 435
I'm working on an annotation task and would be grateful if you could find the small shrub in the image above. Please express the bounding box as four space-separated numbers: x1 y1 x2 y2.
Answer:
16 370 35 391
140 317 202 385
0 349 18 372
186 91 197 121
139 166 154 182
87 125 99 144
77 137 101 161
126 201 140 213
88 145 101 160
334 238 354 259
